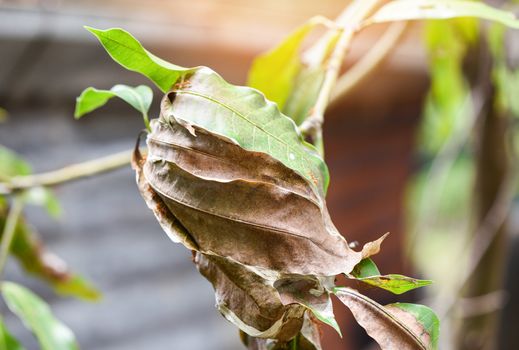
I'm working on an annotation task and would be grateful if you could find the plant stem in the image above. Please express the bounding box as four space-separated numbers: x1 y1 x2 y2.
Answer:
143 112 151 132
0 149 133 194
290 334 299 350
299 0 382 145
0 195 24 279
329 21 408 107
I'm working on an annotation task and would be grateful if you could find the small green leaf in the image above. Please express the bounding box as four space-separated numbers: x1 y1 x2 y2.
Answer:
351 258 381 278
302 299 341 337
2 282 79 350
74 88 114 118
247 19 318 110
389 303 440 350
275 278 341 337
0 316 25 350
350 259 432 294
367 0 519 29
75 84 153 130
355 274 433 295
85 27 192 92
0 146 31 179
25 187 62 219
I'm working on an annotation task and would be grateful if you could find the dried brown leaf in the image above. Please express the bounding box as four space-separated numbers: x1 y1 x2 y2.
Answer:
334 287 430 350
132 106 390 342
138 117 366 276
194 252 304 341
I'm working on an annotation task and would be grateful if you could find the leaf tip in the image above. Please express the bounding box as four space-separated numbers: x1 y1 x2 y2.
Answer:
83 25 99 34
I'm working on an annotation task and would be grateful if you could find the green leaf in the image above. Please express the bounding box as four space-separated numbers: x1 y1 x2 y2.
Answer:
25 187 62 219
74 88 114 118
301 298 341 337
351 258 381 278
75 84 153 130
2 282 79 350
0 146 31 179
354 274 433 295
0 316 25 350
163 67 329 194
274 277 341 337
389 303 440 350
85 27 192 92
247 19 318 110
367 0 519 29
350 258 432 294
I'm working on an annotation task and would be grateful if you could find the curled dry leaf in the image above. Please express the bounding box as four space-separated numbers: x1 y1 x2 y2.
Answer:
131 91 387 340
136 103 372 277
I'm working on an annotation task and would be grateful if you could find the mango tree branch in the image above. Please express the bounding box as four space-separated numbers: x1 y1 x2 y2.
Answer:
329 21 408 107
0 149 133 195
299 0 383 146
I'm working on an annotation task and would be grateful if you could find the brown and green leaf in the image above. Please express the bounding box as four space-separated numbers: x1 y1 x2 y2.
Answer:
333 287 439 350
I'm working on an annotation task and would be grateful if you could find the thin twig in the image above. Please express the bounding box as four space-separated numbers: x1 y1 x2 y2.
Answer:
0 149 133 195
329 21 408 107
0 195 24 279
299 0 383 143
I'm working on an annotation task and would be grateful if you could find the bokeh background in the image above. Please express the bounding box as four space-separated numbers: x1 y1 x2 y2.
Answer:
0 0 518 349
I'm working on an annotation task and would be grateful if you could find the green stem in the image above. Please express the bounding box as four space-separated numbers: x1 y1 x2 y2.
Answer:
0 149 133 194
143 112 151 132
0 195 24 279
290 334 300 350
299 0 382 147
329 21 408 107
